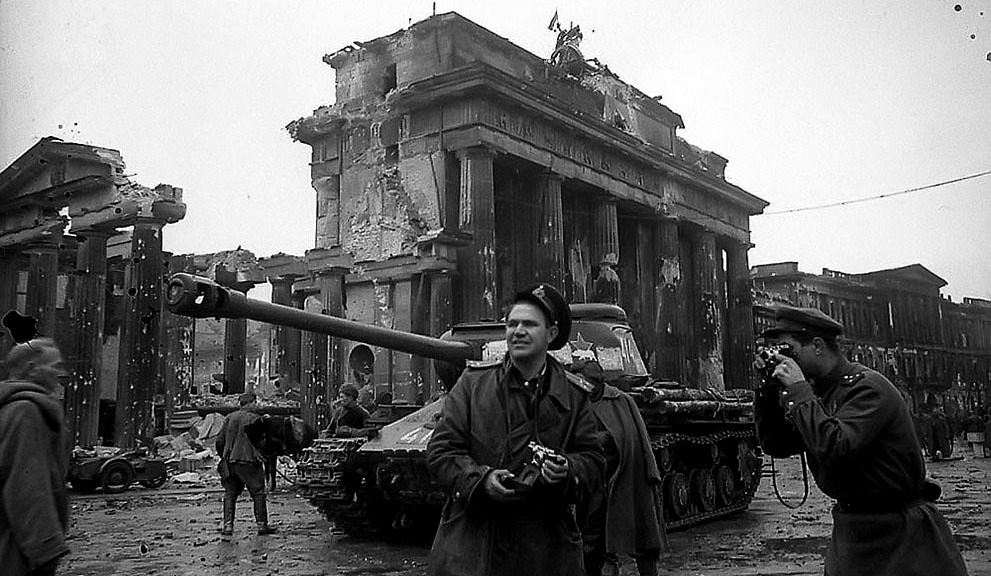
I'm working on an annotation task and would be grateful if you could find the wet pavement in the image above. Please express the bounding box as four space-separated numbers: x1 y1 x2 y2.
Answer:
58 453 991 576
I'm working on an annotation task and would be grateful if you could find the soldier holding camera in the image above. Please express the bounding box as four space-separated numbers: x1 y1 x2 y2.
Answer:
754 306 967 575
426 283 604 576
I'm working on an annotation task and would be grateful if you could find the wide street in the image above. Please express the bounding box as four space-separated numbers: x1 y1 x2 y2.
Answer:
59 453 991 576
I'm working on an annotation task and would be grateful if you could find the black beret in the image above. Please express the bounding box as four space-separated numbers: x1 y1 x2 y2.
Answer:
513 283 572 350
761 305 843 338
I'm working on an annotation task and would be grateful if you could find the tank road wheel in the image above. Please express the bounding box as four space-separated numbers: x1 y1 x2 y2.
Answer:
690 467 717 513
714 465 736 506
664 472 690 520
101 460 134 494
657 447 674 473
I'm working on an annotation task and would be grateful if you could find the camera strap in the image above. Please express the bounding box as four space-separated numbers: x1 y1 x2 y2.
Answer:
769 453 810 509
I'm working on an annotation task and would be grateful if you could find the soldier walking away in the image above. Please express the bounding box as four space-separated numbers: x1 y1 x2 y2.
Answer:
216 392 277 536
0 338 70 576
573 359 668 576
754 306 967 576
426 283 605 576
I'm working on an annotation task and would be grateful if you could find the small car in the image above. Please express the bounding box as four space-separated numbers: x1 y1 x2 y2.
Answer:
68 447 168 493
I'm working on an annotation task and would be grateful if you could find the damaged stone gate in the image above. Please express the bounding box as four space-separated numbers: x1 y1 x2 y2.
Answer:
285 12 769 414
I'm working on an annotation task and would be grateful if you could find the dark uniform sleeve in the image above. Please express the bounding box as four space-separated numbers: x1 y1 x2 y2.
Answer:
783 374 898 467
754 384 806 457
0 402 69 570
426 374 493 509
215 416 228 456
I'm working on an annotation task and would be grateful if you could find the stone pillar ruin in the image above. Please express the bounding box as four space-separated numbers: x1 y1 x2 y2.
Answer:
536 173 565 289
65 229 112 448
456 146 497 321
116 218 166 448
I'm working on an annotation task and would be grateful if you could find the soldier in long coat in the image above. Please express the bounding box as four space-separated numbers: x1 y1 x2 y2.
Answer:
426 284 604 576
578 359 667 576
755 306 967 576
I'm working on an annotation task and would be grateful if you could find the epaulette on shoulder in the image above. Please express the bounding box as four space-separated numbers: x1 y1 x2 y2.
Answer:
566 371 595 394
840 371 867 386
465 358 502 370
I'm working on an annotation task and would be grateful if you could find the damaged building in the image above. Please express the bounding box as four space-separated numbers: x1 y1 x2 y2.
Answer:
0 137 186 449
752 262 991 415
282 11 769 422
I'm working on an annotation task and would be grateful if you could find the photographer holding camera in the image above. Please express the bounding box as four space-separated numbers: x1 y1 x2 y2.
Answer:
754 306 966 576
426 283 604 576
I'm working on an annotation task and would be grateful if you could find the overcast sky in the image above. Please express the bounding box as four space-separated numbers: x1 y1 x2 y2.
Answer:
3 0 989 301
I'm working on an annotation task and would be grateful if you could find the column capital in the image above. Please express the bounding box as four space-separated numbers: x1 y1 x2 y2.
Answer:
455 145 497 161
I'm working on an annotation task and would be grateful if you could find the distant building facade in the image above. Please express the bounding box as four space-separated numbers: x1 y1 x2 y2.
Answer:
752 262 991 417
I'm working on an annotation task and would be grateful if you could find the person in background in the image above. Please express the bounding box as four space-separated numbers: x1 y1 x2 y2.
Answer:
216 392 277 536
754 305 967 576
325 383 375 438
574 359 668 576
0 338 70 576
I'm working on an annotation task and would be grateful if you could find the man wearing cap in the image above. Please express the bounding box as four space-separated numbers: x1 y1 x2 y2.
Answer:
215 392 277 536
426 283 605 576
755 305 967 575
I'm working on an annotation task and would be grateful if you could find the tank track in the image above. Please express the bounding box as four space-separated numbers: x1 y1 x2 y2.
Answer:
651 428 762 530
297 438 440 538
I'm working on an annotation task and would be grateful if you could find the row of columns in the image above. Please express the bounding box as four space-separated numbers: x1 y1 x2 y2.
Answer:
3 218 174 449
450 145 756 390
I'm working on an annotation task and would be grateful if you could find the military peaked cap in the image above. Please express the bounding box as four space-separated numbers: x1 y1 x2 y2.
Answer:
761 305 843 338
513 283 572 350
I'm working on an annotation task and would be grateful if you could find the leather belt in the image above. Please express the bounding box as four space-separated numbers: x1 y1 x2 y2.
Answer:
835 498 924 514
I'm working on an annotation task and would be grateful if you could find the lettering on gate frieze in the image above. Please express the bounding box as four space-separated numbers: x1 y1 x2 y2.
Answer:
483 101 659 190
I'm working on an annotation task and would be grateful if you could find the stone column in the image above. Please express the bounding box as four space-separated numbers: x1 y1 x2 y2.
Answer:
25 236 62 339
725 242 756 390
654 219 684 383
221 282 255 395
0 248 25 359
317 269 347 430
299 291 328 431
116 219 165 449
163 254 195 420
535 172 565 289
65 229 112 448
591 199 621 305
592 200 620 267
456 146 497 321
694 232 724 391
270 276 302 385
429 271 454 399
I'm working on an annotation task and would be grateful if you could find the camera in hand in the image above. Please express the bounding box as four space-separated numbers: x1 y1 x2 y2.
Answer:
506 442 562 494
754 343 793 381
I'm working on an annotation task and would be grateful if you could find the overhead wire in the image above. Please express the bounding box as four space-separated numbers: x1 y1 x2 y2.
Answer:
758 169 991 216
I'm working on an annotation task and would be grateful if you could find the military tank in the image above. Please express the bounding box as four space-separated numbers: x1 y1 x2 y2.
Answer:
165 273 761 538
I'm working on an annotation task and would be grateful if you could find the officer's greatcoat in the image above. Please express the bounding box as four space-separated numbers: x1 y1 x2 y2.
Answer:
755 361 968 576
426 354 604 576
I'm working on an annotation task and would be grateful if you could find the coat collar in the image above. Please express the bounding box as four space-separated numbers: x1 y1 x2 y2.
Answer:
498 353 573 411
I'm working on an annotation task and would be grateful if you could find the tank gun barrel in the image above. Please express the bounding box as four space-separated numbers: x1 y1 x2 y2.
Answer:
165 273 477 364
